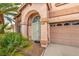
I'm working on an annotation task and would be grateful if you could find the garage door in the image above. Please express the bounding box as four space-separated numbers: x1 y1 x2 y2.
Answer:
50 21 79 46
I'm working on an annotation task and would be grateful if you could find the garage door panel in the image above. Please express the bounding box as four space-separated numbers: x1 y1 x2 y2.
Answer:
51 28 79 33
51 25 79 29
51 38 79 46
52 40 78 47
50 22 79 46
51 33 79 38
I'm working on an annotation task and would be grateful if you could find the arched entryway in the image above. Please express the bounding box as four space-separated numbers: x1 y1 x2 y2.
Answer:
27 10 41 42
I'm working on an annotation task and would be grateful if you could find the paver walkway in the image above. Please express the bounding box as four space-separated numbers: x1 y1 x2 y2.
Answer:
43 44 79 56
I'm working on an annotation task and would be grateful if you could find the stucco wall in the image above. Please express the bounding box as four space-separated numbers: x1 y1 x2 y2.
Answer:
17 3 79 47
51 3 79 11
49 4 79 23
49 13 79 23
20 3 47 36
20 3 48 47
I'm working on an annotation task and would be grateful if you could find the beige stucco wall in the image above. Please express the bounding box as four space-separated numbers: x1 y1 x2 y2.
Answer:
48 4 79 46
21 3 47 18
21 3 47 35
51 3 79 11
20 3 48 47
49 4 79 23
40 18 48 47
49 13 79 23
17 3 79 47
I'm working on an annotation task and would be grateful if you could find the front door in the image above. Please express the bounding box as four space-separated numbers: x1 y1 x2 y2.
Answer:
32 16 40 41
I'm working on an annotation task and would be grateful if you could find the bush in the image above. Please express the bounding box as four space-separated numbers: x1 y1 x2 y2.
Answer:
0 32 32 56
0 23 9 34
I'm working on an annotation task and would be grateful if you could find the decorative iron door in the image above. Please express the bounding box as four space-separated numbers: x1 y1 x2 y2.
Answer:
32 16 40 41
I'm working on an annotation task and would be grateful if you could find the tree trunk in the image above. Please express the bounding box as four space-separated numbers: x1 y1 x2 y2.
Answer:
0 14 4 24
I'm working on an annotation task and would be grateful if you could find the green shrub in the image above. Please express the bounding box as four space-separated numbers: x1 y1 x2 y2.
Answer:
0 23 9 34
0 32 32 56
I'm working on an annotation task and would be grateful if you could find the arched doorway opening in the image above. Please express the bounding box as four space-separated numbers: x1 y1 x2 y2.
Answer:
32 15 40 42
27 10 41 43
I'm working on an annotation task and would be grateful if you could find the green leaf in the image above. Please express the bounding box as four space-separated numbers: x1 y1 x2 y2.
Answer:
6 12 17 16
4 16 15 23
0 23 9 33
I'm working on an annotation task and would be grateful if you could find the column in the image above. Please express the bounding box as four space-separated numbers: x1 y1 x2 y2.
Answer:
40 18 48 47
21 21 27 38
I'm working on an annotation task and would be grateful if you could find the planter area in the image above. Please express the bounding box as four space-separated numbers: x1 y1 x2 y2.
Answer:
0 32 44 56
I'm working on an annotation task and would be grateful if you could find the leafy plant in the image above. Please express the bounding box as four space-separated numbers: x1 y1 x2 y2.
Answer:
0 32 32 56
0 3 21 24
0 23 9 33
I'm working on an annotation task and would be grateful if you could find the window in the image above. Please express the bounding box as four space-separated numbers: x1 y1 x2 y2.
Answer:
64 23 70 26
50 24 55 27
53 24 55 27
55 3 68 7
57 23 62 26
72 22 79 25
50 24 52 27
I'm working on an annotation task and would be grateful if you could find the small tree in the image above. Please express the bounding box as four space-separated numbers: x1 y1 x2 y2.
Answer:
0 3 21 24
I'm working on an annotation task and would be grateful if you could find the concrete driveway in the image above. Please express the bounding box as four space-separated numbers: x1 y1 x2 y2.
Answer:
43 44 79 56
